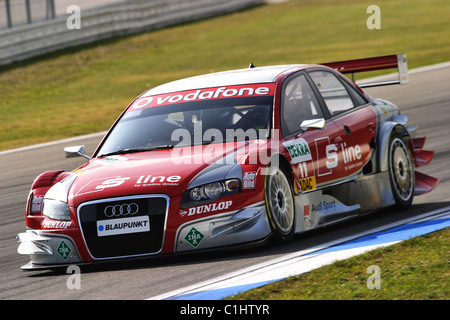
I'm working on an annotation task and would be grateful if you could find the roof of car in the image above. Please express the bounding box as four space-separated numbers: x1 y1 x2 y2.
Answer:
142 64 310 96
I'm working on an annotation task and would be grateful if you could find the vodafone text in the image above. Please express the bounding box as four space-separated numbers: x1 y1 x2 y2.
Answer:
132 84 274 110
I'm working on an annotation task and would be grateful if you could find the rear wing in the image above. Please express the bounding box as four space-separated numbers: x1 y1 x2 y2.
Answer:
322 53 408 88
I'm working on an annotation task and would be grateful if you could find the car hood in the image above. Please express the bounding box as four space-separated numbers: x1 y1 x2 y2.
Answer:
66 141 267 207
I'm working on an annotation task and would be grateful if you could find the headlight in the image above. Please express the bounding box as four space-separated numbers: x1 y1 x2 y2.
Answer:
41 173 76 221
181 179 240 208
42 199 71 221
203 182 224 199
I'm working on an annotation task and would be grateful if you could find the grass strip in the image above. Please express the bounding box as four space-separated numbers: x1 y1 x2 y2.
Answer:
228 227 449 300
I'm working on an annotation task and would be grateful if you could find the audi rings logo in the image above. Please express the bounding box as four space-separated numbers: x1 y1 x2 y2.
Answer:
104 203 139 218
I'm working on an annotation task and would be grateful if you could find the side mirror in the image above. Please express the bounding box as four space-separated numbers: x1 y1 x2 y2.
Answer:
300 118 325 131
64 145 90 159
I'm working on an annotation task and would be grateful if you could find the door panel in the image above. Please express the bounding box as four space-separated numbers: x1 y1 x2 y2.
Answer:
307 70 377 182
282 120 343 192
330 105 377 177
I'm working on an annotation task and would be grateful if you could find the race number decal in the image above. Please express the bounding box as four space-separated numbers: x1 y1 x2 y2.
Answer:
284 138 317 193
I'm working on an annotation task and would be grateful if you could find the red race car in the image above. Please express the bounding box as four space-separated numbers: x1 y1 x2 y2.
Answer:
17 54 438 269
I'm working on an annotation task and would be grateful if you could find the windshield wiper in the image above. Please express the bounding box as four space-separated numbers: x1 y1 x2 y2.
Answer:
98 144 174 157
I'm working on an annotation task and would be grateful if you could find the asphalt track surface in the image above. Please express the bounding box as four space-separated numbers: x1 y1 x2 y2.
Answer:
1 64 449 300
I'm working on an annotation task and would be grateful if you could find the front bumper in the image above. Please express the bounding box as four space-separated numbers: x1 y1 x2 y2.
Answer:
176 202 271 252
16 230 81 270
17 202 271 270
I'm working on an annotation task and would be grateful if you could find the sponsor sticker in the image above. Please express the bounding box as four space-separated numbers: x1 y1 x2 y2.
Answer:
283 138 312 164
31 195 44 213
134 175 181 187
42 220 72 229
184 227 205 248
299 176 316 192
97 216 150 237
76 176 131 196
57 240 72 260
303 205 310 216
129 83 275 111
311 200 337 213
95 177 130 190
243 171 257 189
95 155 127 165
179 201 233 217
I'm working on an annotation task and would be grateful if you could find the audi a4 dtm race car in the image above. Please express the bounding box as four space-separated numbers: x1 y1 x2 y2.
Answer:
17 54 439 270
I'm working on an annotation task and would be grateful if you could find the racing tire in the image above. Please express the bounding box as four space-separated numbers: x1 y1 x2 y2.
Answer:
264 164 296 243
388 132 414 209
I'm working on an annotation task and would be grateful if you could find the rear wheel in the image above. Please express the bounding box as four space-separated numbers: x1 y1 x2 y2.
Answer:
388 132 414 209
265 165 295 243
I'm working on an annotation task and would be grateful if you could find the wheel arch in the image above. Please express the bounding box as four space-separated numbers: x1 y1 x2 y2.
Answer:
267 152 295 187
377 120 412 173
31 170 68 190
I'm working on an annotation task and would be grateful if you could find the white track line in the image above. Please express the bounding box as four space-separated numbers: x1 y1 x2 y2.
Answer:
0 131 107 156
148 205 450 300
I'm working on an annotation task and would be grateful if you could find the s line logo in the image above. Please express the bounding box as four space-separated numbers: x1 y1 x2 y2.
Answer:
96 177 130 190
326 144 338 169
315 137 334 176
315 137 362 176
328 142 362 166
76 177 130 196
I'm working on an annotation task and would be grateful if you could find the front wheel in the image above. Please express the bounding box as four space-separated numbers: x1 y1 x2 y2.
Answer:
265 165 296 243
388 132 414 209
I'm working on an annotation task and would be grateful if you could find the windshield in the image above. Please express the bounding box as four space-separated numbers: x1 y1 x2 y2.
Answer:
96 95 273 157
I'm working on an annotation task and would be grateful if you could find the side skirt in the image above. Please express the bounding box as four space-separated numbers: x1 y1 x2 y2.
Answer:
294 171 396 233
